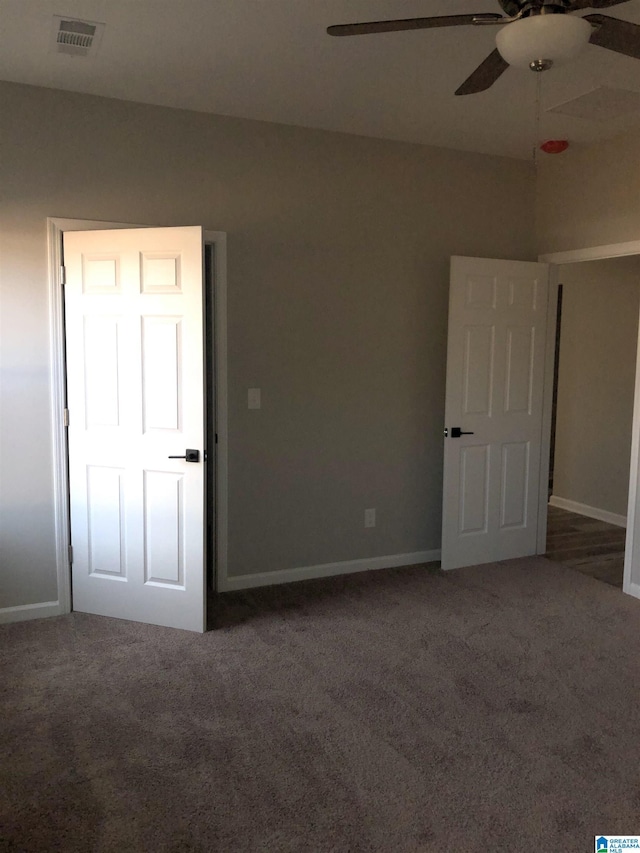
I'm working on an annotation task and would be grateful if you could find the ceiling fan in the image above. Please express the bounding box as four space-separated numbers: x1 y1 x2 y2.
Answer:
327 0 640 95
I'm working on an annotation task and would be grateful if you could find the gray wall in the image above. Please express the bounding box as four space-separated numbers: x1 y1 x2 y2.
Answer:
536 129 640 255
0 82 537 607
553 258 640 518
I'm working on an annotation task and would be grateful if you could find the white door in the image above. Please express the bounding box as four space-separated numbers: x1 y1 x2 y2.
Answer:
64 226 206 631
441 256 549 570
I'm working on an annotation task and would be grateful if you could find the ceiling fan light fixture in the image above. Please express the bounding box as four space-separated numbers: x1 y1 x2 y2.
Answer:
496 14 592 71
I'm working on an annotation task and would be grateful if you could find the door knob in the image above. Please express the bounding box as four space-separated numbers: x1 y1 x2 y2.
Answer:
444 427 475 438
168 449 200 462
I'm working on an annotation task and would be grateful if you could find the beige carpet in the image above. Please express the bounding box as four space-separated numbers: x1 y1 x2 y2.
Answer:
2 556 640 852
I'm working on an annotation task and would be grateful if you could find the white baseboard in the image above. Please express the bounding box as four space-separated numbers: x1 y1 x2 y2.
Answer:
0 600 63 625
549 495 627 529
218 550 441 592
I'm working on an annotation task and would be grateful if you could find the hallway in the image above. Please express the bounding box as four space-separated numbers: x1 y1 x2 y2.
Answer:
546 505 625 588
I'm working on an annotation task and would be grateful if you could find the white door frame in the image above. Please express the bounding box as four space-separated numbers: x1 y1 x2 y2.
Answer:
47 217 228 616
538 239 640 601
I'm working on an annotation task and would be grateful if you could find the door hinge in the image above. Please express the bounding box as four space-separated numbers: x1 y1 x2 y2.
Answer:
60 265 66 286
68 545 73 564
215 433 218 444
63 408 69 427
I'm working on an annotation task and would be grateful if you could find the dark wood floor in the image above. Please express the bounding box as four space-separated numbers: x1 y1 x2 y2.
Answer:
546 505 626 588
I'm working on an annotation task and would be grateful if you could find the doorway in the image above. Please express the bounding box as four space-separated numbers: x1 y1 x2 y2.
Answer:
538 242 640 601
545 256 640 588
47 218 228 625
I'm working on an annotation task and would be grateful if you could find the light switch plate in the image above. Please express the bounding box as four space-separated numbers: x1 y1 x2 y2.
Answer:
248 388 261 410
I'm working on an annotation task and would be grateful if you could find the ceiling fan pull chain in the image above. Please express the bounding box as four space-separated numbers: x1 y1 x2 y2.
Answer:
533 73 543 168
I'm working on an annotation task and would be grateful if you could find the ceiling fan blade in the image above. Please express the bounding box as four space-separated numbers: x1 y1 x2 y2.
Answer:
327 14 502 37
455 49 509 96
568 0 630 10
584 14 640 60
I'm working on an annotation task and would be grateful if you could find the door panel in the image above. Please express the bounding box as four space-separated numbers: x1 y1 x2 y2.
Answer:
86 465 126 577
64 226 205 631
505 326 535 413
142 316 182 431
83 316 123 426
460 444 490 534
463 326 494 415
442 256 549 570
500 441 529 528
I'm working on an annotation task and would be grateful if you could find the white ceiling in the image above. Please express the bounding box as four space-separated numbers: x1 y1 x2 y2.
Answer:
1 0 640 159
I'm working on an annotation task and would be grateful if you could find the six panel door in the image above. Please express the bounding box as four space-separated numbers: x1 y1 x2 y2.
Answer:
64 226 206 631
441 256 549 570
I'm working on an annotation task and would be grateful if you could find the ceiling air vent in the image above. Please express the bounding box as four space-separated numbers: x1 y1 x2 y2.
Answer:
51 16 105 57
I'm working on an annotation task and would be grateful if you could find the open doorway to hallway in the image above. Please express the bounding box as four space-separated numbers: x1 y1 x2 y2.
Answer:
545 256 640 589
546 505 626 588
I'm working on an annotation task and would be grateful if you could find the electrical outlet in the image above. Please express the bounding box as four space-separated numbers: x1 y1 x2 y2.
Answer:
364 508 376 528
248 388 261 410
